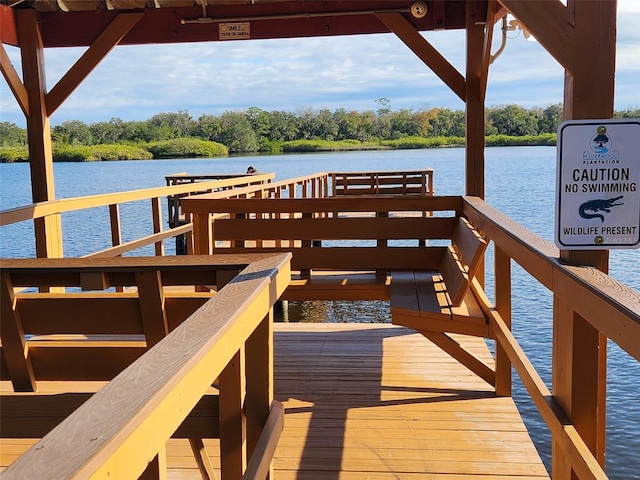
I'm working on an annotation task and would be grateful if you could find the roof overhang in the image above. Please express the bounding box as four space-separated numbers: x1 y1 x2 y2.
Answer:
1 1 480 48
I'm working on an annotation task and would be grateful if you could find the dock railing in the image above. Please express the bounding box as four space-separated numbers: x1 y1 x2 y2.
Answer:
462 196 640 480
0 252 292 480
330 169 434 196
0 173 274 258
0 170 436 259
182 192 639 480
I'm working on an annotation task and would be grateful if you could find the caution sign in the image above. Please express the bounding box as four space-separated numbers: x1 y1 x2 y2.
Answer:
556 119 640 249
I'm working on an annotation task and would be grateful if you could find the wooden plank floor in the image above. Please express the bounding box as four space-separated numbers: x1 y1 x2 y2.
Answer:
1 323 550 479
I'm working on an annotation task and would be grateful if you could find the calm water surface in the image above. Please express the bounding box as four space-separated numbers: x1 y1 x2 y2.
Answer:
1 147 638 477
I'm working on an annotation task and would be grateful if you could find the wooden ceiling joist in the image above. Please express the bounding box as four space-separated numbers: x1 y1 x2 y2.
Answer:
0 1 470 48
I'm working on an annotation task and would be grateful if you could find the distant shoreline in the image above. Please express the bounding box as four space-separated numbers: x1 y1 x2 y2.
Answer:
0 134 556 163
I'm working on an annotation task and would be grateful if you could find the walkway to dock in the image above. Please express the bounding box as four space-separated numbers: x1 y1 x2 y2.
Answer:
1 323 550 479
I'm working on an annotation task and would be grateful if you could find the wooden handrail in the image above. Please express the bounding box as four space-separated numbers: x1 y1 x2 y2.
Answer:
330 169 434 196
182 194 461 215
0 252 291 480
184 172 331 203
242 400 285 480
0 173 275 227
463 195 640 480
470 277 607 480
462 196 640 361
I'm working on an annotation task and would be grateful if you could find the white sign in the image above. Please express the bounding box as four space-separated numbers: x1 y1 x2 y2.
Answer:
555 119 640 249
219 23 250 40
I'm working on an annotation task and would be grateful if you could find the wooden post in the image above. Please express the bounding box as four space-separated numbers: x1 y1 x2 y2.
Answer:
553 1 616 476
17 10 62 259
151 197 165 256
245 312 274 478
0 273 37 392
135 270 169 348
193 212 212 255
220 349 247 479
494 246 512 397
465 0 486 199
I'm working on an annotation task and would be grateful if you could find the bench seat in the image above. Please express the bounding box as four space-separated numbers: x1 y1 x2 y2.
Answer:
389 217 490 337
390 270 489 337
285 271 390 301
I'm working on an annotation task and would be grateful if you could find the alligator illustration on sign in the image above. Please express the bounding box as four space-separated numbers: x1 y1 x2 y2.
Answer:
578 195 624 222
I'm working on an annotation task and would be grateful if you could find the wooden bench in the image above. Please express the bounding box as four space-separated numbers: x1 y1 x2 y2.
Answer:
185 197 487 318
188 196 459 301
183 195 495 385
0 254 284 478
390 217 490 338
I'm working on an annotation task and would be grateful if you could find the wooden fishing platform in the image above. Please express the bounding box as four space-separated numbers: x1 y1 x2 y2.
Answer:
1 323 549 479
1 323 548 479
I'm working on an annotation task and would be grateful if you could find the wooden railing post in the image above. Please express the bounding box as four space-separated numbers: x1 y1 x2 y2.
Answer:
151 197 165 256
220 349 247 480
193 212 212 255
246 311 275 478
552 297 607 479
494 246 512 397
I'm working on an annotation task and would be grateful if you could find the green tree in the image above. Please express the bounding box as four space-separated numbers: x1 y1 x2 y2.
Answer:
216 111 259 153
374 97 391 116
0 122 27 146
615 107 640 118
429 108 464 137
266 110 298 141
487 104 538 136
90 118 126 144
53 120 93 145
390 108 420 138
333 108 359 140
195 114 222 141
146 110 196 139
537 104 563 133
245 107 271 137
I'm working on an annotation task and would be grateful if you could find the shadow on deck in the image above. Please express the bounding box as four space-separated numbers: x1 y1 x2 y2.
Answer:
162 323 549 479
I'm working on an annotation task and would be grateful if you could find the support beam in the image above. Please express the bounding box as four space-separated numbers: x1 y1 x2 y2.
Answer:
419 330 495 386
375 12 466 101
553 1 616 476
479 0 498 99
17 9 63 259
0 43 29 116
498 0 574 72
46 12 143 115
464 0 485 198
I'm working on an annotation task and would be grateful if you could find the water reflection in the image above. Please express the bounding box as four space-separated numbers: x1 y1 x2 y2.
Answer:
276 300 391 323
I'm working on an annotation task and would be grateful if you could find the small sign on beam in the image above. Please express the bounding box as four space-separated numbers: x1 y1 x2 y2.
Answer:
555 119 640 249
219 23 250 40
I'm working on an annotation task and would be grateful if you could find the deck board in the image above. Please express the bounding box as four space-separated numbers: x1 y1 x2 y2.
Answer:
0 323 549 479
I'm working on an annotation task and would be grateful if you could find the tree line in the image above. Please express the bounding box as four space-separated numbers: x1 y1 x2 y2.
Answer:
2 103 638 159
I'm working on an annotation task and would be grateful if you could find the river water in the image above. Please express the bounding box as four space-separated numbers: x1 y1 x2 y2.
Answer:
1 146 638 477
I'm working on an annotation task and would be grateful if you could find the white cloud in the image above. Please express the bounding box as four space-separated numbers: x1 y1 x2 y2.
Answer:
1 1 638 127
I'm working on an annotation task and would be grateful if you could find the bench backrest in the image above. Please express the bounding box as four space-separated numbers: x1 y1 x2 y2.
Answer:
331 170 434 196
207 196 464 272
0 255 262 391
439 217 488 306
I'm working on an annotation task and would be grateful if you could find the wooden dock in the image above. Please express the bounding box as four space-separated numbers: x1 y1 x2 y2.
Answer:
1 323 547 479
268 323 548 479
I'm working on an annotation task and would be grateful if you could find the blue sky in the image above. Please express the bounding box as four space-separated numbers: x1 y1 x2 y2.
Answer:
1 0 638 127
